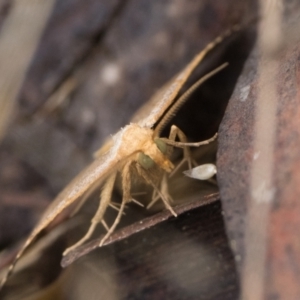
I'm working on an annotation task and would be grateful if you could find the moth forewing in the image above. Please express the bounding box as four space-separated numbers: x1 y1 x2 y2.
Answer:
0 24 241 290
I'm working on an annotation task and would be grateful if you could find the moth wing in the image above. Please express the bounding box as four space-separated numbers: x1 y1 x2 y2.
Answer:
131 46 214 128
40 151 116 226
7 148 127 270
130 78 174 125
131 25 240 128
1 124 146 288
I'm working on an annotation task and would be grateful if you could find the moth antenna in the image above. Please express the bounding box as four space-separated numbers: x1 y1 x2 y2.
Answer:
154 63 228 136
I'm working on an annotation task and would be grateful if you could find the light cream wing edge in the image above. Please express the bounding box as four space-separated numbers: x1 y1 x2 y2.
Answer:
132 25 241 128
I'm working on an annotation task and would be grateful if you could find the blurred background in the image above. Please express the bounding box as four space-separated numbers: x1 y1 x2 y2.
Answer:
0 0 299 299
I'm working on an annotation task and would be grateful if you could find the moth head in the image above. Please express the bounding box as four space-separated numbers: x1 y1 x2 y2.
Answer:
138 138 173 172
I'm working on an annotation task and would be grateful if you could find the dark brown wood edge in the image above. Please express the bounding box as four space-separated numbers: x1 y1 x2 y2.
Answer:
61 192 220 267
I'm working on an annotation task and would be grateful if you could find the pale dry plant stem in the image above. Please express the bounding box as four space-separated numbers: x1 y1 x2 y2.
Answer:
241 1 283 300
0 0 56 141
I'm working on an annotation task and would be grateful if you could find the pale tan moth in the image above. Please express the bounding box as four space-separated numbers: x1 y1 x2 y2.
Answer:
0 24 241 290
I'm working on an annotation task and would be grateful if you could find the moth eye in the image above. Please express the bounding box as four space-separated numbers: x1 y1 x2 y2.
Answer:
138 152 155 169
154 138 167 154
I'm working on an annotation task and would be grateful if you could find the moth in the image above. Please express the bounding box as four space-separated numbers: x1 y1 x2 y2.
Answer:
0 24 241 289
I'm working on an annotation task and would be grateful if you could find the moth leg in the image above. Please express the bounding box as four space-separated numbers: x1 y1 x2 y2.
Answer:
136 163 177 216
147 173 172 208
167 125 197 176
150 189 159 208
101 219 110 231
109 202 127 215
63 172 117 256
146 125 193 209
99 161 132 246
161 131 218 173
131 198 144 207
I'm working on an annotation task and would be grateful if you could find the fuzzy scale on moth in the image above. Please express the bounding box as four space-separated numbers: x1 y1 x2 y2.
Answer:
111 124 174 172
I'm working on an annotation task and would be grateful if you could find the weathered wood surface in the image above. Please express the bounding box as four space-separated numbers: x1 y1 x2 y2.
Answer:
218 1 300 299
